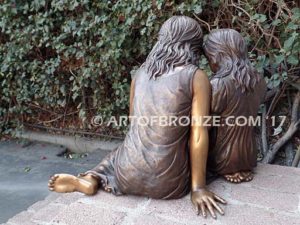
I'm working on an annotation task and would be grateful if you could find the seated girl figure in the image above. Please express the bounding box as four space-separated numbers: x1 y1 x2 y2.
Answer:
48 16 226 218
203 29 267 183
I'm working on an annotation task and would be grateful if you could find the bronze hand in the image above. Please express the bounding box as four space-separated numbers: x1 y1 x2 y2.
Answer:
191 188 226 219
190 70 226 218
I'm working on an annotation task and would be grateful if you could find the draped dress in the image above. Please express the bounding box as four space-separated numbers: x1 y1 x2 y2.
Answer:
80 64 198 199
208 74 267 175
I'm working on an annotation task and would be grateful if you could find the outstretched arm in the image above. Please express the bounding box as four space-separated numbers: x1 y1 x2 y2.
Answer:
190 70 226 219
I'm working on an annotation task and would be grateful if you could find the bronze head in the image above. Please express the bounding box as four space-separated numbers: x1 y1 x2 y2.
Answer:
143 16 203 79
203 29 261 93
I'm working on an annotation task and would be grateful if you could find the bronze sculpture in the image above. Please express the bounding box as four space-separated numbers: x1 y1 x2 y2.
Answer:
48 16 226 219
203 29 267 183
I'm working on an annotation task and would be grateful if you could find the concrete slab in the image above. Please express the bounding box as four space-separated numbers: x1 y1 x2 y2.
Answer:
0 140 109 224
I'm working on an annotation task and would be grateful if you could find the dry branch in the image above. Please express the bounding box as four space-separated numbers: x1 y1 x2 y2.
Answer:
285 143 294 166
193 13 211 31
266 82 287 117
292 146 300 167
261 105 268 155
262 92 300 163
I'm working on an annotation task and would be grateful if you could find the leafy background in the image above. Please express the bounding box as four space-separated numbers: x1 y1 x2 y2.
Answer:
0 0 299 164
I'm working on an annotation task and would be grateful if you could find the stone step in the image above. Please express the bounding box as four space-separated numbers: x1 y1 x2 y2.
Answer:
4 164 300 225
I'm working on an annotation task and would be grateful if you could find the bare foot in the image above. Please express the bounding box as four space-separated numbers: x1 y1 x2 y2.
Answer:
48 174 97 195
240 171 253 182
224 171 253 183
79 174 112 193
224 172 242 183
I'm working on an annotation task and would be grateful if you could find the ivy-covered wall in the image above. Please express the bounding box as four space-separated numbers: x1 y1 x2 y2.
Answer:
0 0 299 136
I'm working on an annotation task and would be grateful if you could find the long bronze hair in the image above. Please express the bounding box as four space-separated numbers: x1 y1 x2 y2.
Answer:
143 16 203 79
203 29 261 93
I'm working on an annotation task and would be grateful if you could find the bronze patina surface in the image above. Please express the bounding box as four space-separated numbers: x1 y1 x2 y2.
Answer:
82 64 199 199
204 29 267 183
48 16 226 219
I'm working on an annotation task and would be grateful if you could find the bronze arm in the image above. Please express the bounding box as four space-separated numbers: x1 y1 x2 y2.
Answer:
190 70 226 219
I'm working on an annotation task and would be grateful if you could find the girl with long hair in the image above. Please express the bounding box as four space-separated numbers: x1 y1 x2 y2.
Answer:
204 29 267 183
48 16 226 218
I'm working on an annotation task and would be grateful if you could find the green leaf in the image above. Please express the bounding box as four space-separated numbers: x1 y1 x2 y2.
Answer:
252 14 267 23
275 55 284 65
287 54 299 65
271 19 281 26
284 33 298 50
193 5 202 14
24 167 31 172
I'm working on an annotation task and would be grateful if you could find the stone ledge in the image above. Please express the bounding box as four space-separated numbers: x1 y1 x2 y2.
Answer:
4 164 300 225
